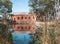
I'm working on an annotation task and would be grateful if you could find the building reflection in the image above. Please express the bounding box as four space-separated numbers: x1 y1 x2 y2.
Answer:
12 24 36 33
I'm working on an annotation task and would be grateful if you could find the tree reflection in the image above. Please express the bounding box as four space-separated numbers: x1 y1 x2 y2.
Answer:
0 24 13 44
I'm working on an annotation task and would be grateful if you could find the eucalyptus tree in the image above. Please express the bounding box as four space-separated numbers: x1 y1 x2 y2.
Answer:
29 0 56 21
0 0 12 22
0 0 12 13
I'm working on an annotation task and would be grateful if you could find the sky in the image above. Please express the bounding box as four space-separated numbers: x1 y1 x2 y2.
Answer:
10 0 30 13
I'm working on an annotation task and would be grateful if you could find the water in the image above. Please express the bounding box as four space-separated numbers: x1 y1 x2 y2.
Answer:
11 24 36 44
12 33 32 44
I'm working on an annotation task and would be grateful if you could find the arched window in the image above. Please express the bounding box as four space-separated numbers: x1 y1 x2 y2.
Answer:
29 27 31 29
17 17 20 20
29 16 30 19
25 17 27 19
21 16 23 19
21 27 23 29
17 27 20 29
25 27 27 29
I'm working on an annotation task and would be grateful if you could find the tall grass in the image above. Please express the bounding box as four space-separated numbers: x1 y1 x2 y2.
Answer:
31 22 60 44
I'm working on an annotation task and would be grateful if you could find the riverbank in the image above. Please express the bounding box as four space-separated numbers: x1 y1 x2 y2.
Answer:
36 21 57 26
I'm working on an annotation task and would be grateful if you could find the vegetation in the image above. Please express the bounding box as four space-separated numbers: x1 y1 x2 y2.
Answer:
0 24 13 44
29 22 60 44
0 0 12 13
29 0 58 21
0 0 12 22
29 26 43 44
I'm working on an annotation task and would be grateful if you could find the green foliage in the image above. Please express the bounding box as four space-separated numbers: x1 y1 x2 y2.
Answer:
29 27 43 44
48 28 55 43
0 0 12 13
0 24 13 44
29 24 59 44
29 0 56 21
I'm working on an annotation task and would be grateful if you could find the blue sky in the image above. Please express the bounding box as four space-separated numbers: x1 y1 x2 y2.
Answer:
10 0 30 12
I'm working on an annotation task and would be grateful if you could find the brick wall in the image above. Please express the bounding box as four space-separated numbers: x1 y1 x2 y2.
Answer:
12 14 36 23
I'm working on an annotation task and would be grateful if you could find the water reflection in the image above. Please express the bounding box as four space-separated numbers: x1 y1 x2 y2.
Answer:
11 24 36 44
0 23 36 44
0 24 13 44
12 24 36 33
12 32 32 44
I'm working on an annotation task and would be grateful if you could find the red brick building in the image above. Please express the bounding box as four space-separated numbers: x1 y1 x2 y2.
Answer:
12 13 36 24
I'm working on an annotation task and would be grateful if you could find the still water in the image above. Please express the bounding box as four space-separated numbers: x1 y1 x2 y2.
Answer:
0 24 36 44
12 32 32 44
